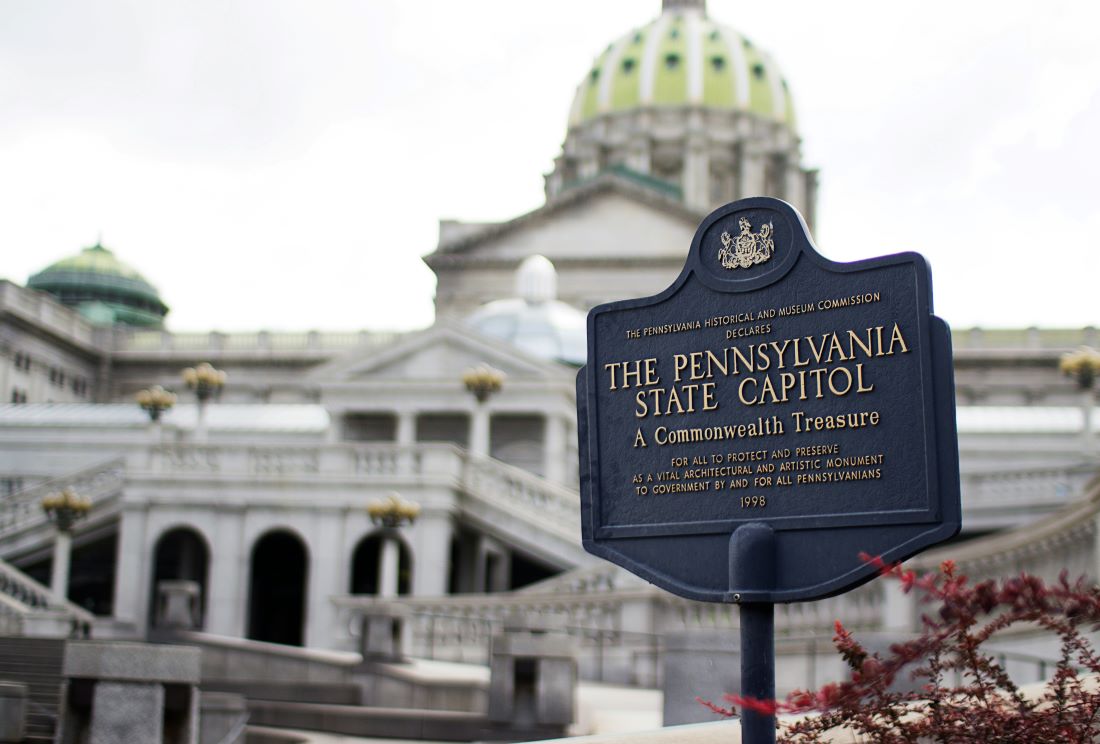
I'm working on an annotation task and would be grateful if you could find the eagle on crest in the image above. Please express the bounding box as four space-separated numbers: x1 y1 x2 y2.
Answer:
719 217 774 270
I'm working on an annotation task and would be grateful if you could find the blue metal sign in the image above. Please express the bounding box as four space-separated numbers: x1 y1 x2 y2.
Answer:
578 197 961 604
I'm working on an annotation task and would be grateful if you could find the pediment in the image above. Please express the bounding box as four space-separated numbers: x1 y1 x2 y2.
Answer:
309 322 569 384
427 177 701 267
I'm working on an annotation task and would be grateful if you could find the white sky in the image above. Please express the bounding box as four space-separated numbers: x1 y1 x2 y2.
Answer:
1 1 1098 332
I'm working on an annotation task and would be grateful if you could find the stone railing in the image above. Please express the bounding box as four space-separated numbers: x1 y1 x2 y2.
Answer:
0 458 125 541
0 281 100 352
951 326 1099 352
333 581 882 685
114 329 401 355
141 443 440 479
140 441 585 564
462 455 581 543
0 557 94 638
961 465 1097 530
917 473 1100 584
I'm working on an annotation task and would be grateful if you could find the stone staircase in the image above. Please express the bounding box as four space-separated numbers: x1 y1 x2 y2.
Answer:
0 457 124 561
0 637 65 742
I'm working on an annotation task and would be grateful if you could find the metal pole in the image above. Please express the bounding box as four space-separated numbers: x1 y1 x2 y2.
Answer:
740 602 775 744
730 522 777 744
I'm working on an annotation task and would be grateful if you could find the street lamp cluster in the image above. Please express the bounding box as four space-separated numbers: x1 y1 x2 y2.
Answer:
41 487 91 532
367 493 421 529
462 364 505 403
1060 347 1100 390
182 362 227 403
367 493 420 599
135 385 177 422
1060 346 1100 456
40 487 92 603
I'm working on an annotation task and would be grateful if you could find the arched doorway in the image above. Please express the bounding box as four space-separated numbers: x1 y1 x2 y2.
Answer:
150 527 209 629
247 530 308 646
350 532 412 596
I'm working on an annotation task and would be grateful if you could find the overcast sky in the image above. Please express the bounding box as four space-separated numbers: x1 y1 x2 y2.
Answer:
2 1 1098 332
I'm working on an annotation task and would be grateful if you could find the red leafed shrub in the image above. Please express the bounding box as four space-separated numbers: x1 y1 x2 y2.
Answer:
703 557 1100 742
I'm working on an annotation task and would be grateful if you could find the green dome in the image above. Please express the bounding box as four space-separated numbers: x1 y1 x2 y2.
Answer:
568 4 796 129
27 242 169 328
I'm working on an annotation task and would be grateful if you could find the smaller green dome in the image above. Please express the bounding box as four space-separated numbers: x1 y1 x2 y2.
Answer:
27 242 169 328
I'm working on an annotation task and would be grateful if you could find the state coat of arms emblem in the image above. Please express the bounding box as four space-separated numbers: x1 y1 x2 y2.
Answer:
719 217 774 269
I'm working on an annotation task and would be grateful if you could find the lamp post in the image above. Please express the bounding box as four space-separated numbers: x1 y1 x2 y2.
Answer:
367 493 420 598
136 385 177 423
41 488 91 603
463 364 505 458
1060 346 1100 455
182 362 226 442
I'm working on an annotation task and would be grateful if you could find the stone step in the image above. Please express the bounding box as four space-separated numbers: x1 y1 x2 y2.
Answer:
0 638 64 741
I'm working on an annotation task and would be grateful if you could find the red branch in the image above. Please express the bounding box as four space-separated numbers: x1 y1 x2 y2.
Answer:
699 558 1100 742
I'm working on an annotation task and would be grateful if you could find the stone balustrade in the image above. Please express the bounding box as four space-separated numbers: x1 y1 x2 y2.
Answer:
0 557 94 638
0 458 124 541
0 280 101 352
333 580 882 685
961 465 1097 530
463 455 581 538
113 328 399 356
140 442 445 479
951 326 1099 352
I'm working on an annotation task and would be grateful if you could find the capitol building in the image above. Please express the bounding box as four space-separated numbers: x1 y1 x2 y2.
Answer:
0 1 1098 741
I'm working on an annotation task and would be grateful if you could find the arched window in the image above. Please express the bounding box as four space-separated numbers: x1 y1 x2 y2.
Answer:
247 530 309 646
150 527 209 629
350 532 412 597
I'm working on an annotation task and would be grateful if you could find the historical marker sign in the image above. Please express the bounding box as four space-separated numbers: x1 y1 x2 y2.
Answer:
577 197 961 604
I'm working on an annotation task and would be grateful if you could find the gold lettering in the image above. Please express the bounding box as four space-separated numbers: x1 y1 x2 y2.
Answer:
887 323 909 355
827 366 853 396
738 377 759 405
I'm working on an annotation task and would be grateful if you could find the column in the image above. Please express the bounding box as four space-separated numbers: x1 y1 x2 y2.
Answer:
378 536 400 599
577 144 600 180
470 406 491 458
307 515 343 648
543 414 567 486
682 133 710 210
882 580 917 633
1082 388 1096 456
411 512 452 597
396 410 417 472
324 408 343 443
396 411 416 445
195 401 209 444
625 135 651 174
740 147 766 196
206 508 244 637
112 507 149 634
50 531 72 604
1093 512 1100 586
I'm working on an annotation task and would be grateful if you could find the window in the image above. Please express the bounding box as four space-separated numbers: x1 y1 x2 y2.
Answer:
665 53 681 70
10 388 27 404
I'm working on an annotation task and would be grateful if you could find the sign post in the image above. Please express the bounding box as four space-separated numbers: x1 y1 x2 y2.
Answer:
577 197 961 742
